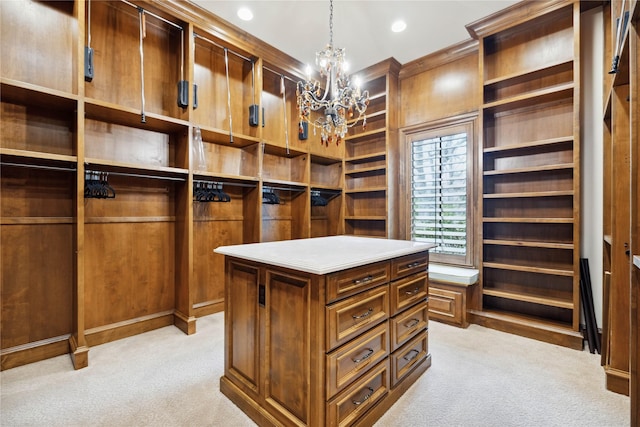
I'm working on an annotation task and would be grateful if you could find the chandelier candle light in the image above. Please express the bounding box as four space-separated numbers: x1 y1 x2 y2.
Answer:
296 0 370 146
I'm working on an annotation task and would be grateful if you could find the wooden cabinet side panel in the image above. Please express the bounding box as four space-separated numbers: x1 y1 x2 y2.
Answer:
608 84 631 373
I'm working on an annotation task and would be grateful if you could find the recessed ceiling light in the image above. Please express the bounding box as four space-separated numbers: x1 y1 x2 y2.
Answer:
391 20 406 33
237 7 253 21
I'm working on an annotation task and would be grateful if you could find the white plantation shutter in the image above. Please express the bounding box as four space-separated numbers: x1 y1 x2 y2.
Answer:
411 132 467 258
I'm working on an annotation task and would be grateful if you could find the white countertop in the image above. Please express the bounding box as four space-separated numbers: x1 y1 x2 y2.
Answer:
214 236 435 275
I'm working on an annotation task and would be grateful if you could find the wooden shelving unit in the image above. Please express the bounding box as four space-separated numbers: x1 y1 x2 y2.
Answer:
467 0 583 349
0 0 338 371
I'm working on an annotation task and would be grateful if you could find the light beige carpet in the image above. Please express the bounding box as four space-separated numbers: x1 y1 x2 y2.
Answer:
0 312 629 426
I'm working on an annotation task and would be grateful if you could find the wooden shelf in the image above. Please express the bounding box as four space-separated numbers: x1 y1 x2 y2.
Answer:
482 82 574 112
484 163 573 176
483 262 574 277
344 166 386 176
199 125 261 148
345 187 386 194
345 152 386 164
483 288 574 309
483 190 574 199
1 148 77 168
483 217 574 223
343 128 386 142
262 179 308 190
345 216 387 221
483 239 573 250
84 158 189 180
483 59 573 87
85 99 189 134
469 308 577 335
193 171 259 185
484 136 574 154
1 78 78 109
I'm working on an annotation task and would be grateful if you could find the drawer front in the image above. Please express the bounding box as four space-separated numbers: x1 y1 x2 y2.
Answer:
326 359 390 427
326 321 390 398
390 252 429 280
327 261 390 304
390 300 428 351
429 286 463 326
390 329 429 388
390 272 428 316
326 285 389 351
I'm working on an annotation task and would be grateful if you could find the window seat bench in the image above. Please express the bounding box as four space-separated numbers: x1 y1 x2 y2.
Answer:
428 264 479 328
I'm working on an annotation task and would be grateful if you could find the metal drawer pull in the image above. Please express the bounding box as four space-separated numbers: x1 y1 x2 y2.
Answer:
404 318 420 328
403 349 420 362
352 348 374 364
352 308 373 320
405 287 421 296
406 262 422 269
353 275 373 285
352 387 374 405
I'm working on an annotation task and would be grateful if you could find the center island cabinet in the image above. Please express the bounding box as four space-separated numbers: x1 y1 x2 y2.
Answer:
214 236 435 427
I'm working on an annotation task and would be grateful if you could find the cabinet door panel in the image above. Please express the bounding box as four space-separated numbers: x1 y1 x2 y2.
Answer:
264 269 312 425
225 260 260 394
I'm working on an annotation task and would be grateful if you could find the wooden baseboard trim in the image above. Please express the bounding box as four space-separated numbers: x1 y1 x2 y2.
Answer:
193 300 224 318
69 335 89 370
604 366 630 396
85 311 174 347
1 335 71 371
174 310 197 335
468 310 584 350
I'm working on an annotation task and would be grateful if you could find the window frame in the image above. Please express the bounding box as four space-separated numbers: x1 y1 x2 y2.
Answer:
401 114 477 267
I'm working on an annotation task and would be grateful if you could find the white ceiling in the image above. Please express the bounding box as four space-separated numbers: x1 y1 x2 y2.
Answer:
190 0 520 73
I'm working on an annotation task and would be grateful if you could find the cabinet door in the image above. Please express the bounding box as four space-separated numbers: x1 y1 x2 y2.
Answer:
224 259 261 396
264 268 316 426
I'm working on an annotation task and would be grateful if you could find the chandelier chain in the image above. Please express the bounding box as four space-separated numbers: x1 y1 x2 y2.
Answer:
329 0 333 48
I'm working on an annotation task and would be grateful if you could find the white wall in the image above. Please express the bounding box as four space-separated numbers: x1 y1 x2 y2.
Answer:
580 6 604 327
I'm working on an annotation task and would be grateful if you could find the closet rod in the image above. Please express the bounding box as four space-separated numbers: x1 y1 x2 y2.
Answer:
193 32 252 63
1 162 76 173
84 167 186 182
193 179 257 188
263 185 306 192
120 0 182 30
262 66 298 84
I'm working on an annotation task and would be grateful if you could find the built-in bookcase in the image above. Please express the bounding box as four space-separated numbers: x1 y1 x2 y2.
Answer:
467 0 583 349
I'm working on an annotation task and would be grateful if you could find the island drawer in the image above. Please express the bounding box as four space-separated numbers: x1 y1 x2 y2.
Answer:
326 285 389 351
326 321 390 398
390 329 428 388
389 272 428 316
326 359 390 427
390 300 428 351
326 261 390 304
390 252 429 280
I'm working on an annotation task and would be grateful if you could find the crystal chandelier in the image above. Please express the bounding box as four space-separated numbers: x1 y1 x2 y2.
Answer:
296 0 369 146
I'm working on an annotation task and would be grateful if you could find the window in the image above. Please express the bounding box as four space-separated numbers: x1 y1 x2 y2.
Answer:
404 119 475 266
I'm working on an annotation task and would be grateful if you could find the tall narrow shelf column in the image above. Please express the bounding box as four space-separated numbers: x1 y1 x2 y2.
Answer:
467 0 583 349
343 59 400 239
